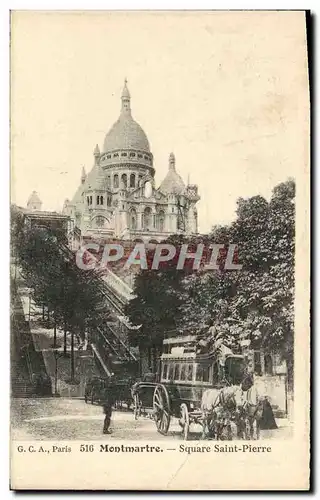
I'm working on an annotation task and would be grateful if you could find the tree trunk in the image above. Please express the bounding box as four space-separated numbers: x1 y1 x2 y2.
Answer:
287 354 294 392
42 304 45 320
70 331 75 381
53 319 57 349
147 346 151 369
63 321 67 355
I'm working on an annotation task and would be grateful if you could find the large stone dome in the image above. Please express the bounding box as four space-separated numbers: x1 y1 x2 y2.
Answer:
103 115 150 153
103 80 150 153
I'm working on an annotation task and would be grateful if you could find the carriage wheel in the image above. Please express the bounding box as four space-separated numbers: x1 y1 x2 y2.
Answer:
133 394 141 420
153 385 171 435
180 403 190 440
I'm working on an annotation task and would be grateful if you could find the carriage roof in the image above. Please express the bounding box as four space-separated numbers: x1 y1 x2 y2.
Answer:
163 335 198 345
161 352 244 362
161 335 244 363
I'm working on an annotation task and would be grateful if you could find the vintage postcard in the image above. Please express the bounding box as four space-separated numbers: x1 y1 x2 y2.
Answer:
10 10 310 490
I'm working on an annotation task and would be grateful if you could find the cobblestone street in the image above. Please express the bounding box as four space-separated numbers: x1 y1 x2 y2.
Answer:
11 397 293 441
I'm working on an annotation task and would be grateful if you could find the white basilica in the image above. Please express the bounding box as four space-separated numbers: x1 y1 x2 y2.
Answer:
63 81 200 242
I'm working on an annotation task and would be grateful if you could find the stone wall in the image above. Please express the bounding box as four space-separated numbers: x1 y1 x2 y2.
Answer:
255 374 288 416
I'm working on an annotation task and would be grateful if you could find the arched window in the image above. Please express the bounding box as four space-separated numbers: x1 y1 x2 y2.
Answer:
106 176 111 188
129 208 137 230
90 196 92 205
87 196 90 206
100 196 104 205
121 173 127 188
143 207 152 230
96 195 100 205
114 174 119 188
158 210 165 232
107 195 112 207
130 173 136 188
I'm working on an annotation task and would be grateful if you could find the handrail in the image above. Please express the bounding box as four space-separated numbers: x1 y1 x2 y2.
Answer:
91 343 112 377
106 322 137 362
96 327 121 358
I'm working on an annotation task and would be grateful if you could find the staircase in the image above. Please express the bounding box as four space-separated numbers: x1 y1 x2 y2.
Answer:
91 321 137 376
11 290 52 398
38 237 137 380
11 359 33 398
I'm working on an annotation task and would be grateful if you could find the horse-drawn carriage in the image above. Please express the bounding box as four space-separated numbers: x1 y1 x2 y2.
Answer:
131 335 254 439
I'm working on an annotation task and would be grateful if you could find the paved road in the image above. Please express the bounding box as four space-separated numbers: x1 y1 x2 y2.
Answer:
11 398 293 441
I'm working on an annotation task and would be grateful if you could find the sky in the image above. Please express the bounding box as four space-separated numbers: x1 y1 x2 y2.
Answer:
11 11 309 233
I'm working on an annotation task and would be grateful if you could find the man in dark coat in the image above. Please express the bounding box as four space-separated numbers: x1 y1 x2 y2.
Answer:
102 373 116 435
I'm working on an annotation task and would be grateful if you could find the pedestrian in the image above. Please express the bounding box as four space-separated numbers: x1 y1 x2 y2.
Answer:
259 397 278 430
102 373 115 435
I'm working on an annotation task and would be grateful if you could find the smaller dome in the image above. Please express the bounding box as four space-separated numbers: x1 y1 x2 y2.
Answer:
85 164 106 191
27 191 42 210
159 169 186 195
71 184 85 206
27 191 41 205
159 153 186 195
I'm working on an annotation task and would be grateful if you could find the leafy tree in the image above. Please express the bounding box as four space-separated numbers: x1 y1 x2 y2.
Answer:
11 209 109 381
125 179 295 386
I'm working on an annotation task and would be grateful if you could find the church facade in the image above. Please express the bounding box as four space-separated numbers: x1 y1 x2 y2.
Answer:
63 81 200 242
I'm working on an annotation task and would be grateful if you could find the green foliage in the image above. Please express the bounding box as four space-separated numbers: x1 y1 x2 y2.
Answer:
11 208 107 338
125 179 295 371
